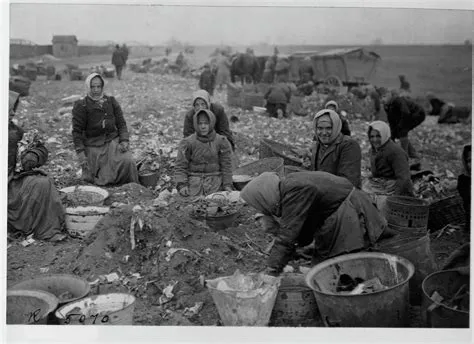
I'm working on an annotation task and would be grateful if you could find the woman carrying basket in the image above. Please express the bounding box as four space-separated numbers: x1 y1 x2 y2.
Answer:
240 171 393 275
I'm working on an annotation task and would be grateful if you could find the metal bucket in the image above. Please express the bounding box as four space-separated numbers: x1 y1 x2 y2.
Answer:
205 212 239 231
206 273 281 326
375 234 438 305
384 196 430 232
10 274 90 306
269 273 319 326
421 269 470 328
64 206 110 238
138 171 159 188
7 290 58 324
55 293 136 325
305 252 415 327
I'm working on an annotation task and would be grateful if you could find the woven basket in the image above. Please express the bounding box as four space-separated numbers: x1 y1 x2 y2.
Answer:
233 157 284 190
259 139 303 167
428 194 466 232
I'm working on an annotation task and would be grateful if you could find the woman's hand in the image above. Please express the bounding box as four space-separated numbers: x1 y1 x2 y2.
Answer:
21 152 38 171
119 141 130 153
179 186 189 197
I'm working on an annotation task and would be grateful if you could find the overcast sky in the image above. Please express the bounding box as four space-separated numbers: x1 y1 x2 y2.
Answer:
8 2 473 46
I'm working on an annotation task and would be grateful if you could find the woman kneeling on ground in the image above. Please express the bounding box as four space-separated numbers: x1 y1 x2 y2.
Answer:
240 171 393 275
310 109 362 188
8 91 67 241
72 73 139 186
175 109 233 197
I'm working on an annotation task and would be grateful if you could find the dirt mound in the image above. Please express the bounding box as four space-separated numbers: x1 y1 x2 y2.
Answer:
70 198 270 325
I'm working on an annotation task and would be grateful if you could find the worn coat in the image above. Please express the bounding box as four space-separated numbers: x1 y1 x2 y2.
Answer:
384 96 426 139
370 140 413 196
311 134 362 188
264 82 292 105
111 49 125 67
240 171 386 272
8 92 65 240
175 109 233 196
72 95 130 154
183 90 235 150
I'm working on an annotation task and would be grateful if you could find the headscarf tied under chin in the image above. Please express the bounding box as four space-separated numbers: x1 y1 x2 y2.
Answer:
368 120 391 147
240 172 281 216
313 109 342 145
85 72 106 101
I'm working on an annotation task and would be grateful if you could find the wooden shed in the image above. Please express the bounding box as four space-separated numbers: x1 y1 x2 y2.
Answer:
52 35 78 58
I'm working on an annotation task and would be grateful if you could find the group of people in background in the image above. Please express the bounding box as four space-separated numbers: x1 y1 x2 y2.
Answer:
7 47 471 277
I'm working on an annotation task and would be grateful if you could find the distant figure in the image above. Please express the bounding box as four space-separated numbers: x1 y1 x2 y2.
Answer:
111 44 126 80
380 88 426 162
199 63 216 96
176 52 185 68
426 93 471 124
121 44 130 65
165 47 172 56
264 77 292 119
399 75 411 93
215 53 231 90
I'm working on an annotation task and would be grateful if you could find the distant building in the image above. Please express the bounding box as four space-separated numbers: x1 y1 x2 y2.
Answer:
52 35 78 57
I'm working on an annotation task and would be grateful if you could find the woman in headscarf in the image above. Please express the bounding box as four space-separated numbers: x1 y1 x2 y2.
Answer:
183 89 235 151
8 91 67 241
362 121 414 211
72 73 139 186
175 109 233 197
310 109 362 188
458 144 471 232
240 171 391 275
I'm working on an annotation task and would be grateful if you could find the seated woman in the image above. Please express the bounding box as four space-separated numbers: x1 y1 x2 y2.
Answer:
175 109 233 197
310 109 362 188
8 91 66 241
363 120 414 196
240 171 390 275
458 144 471 232
72 73 139 186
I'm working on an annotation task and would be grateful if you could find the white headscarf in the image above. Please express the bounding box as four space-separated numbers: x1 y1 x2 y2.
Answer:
84 72 106 101
369 120 391 146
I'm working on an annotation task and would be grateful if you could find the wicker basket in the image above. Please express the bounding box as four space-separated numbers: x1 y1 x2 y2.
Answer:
427 194 466 232
384 195 430 230
233 157 284 190
259 139 303 167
